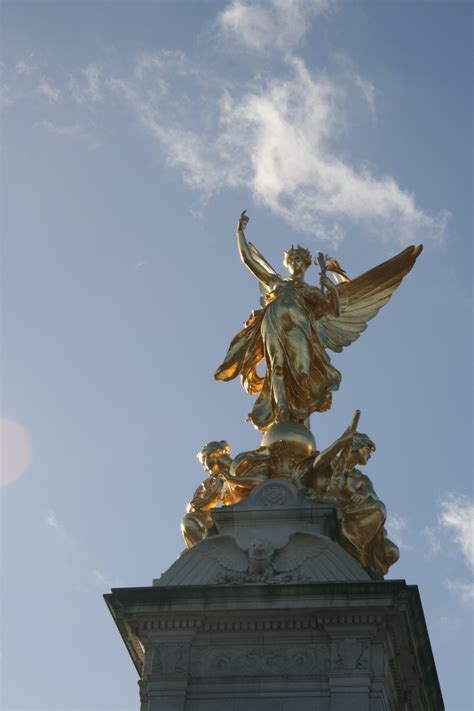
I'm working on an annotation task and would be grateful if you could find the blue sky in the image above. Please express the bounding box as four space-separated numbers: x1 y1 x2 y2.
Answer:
1 1 472 709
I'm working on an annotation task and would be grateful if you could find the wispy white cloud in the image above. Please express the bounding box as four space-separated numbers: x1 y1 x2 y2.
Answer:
4 0 449 247
15 54 38 76
36 120 99 149
0 61 14 107
46 511 61 529
70 63 102 104
423 525 441 557
433 493 474 605
217 0 333 54
0 86 14 107
45 509 120 590
134 260 148 270
437 613 462 631
439 494 474 571
446 580 474 604
37 75 62 104
134 49 191 83
92 569 118 589
217 56 448 244
110 52 447 245
387 513 412 551
107 54 227 196
333 53 377 118
353 73 376 117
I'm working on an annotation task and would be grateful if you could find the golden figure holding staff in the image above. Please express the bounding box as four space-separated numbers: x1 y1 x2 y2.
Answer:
291 410 399 576
215 211 422 431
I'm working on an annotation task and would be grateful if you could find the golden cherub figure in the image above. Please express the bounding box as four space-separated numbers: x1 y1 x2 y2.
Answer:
181 440 273 548
215 211 422 431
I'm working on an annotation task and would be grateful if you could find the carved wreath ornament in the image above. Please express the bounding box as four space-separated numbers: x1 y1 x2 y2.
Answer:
258 483 288 506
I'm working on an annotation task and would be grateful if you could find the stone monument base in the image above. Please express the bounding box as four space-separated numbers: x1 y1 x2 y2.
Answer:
106 579 442 711
105 481 443 710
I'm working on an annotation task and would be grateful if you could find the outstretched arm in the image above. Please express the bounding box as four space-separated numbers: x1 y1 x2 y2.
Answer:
312 432 353 474
236 211 276 287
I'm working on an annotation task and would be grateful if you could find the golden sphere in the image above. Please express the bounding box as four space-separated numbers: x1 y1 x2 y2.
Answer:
261 422 316 458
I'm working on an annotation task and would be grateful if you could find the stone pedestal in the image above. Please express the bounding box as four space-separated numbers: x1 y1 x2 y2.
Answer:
105 481 443 710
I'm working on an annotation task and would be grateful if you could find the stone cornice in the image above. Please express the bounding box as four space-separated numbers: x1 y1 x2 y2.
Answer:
104 577 444 711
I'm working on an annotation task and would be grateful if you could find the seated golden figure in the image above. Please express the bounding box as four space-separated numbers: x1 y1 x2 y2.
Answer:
181 441 232 549
336 433 399 576
182 441 273 548
293 430 399 576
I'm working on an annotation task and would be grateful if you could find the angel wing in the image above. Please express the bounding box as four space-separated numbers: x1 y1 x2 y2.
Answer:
317 245 423 353
248 241 280 307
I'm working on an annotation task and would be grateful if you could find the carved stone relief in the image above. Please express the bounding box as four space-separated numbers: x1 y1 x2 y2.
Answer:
254 482 292 507
152 641 189 675
332 638 369 671
191 643 329 677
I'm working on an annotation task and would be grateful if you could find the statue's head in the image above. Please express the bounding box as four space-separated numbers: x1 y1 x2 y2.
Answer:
197 440 231 473
347 432 376 468
283 245 312 278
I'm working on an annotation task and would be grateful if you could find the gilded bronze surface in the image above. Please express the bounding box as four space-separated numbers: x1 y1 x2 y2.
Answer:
183 420 399 574
292 413 399 575
338 436 399 576
215 211 422 431
182 441 275 548
181 441 232 548
182 211 422 574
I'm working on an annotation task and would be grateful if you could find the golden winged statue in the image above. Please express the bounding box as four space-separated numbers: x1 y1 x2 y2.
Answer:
215 211 422 431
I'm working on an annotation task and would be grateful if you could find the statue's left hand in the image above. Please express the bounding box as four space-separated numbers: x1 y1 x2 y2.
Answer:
320 274 334 289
